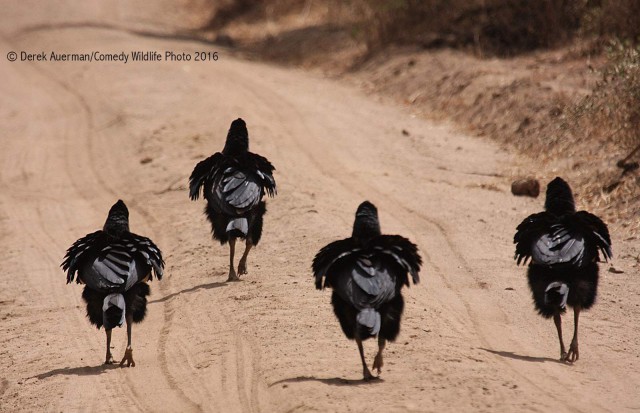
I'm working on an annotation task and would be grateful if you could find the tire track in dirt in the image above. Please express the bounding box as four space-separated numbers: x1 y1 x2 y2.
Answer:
0 41 138 412
28 47 210 412
1 30 206 412
3 8 636 411
9 24 273 412
216 65 601 412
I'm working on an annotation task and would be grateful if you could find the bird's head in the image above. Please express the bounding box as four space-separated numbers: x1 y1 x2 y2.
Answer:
352 201 381 243
103 200 130 236
544 177 576 215
222 118 249 155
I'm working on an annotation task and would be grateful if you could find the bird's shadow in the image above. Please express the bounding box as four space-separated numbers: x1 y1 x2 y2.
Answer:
149 281 227 304
32 363 119 380
480 348 560 363
270 375 384 387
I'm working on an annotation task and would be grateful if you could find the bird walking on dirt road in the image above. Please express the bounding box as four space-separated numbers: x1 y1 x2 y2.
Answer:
312 201 422 380
189 118 276 281
62 200 164 366
514 177 612 362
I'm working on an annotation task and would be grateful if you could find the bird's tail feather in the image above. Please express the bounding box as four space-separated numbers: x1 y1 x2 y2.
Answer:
544 282 569 309
226 217 248 238
102 293 126 330
356 308 381 337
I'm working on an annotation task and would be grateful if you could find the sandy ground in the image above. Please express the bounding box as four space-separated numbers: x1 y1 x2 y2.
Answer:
1 2 640 412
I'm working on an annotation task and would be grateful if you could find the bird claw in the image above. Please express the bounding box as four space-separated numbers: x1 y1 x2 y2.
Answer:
363 370 380 382
105 353 115 365
363 370 374 381
238 261 248 275
227 268 241 282
120 348 135 367
563 342 579 363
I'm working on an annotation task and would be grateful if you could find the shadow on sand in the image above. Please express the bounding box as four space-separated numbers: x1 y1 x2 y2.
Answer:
480 348 560 363
149 281 227 304
269 375 384 387
33 363 120 380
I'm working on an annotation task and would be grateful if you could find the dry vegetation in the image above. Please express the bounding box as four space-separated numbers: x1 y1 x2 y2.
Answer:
358 0 583 55
560 41 640 231
202 0 640 233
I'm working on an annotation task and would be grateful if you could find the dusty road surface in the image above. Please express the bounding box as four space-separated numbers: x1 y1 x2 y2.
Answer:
1 2 639 412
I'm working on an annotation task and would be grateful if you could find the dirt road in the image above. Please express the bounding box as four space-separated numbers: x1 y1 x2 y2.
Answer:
1 2 639 412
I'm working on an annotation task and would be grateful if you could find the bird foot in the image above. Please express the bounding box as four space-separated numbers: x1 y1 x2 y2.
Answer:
105 352 115 365
120 347 136 367
372 353 384 375
563 341 579 363
362 366 380 381
227 271 241 282
238 260 248 276
363 370 380 382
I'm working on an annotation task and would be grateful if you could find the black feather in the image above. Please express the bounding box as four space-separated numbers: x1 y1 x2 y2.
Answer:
527 263 599 318
514 208 612 268
82 286 107 329
62 230 164 284
189 119 276 245
514 178 611 318
64 200 163 337
125 282 150 323
545 177 576 216
312 202 422 342
189 153 223 201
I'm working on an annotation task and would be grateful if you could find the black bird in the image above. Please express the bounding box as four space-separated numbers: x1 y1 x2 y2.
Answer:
189 118 276 281
514 177 612 362
61 200 164 366
312 201 422 380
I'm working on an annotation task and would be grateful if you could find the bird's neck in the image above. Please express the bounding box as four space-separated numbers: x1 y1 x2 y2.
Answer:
352 217 381 245
103 218 129 238
545 199 576 216
222 135 249 156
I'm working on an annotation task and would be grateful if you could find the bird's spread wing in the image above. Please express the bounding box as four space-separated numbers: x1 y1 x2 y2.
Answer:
123 232 165 279
62 231 164 287
327 255 398 311
530 223 586 267
219 167 262 211
514 210 612 268
188 153 223 200
189 152 276 202
312 238 358 290
247 152 277 197
514 211 554 266
370 235 422 285
61 231 103 283
312 235 421 291
575 211 613 262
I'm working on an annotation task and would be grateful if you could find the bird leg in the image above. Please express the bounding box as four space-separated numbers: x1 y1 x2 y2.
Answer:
356 338 375 381
105 328 115 365
372 336 386 375
237 238 253 276
553 312 567 360
227 237 240 281
564 306 580 363
120 313 135 367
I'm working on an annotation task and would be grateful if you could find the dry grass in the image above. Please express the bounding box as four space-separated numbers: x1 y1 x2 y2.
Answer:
356 0 640 56
582 0 640 41
202 0 640 232
556 41 640 231
357 0 583 56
